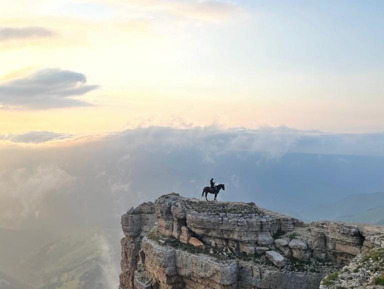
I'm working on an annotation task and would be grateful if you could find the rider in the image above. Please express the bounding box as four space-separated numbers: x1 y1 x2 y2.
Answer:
210 178 215 192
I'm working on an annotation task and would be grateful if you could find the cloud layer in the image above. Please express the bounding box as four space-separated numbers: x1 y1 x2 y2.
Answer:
0 165 73 228
1 126 384 289
2 125 384 229
0 27 54 42
0 131 72 143
0 69 98 109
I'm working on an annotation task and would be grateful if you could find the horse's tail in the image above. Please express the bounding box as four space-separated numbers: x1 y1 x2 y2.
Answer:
202 188 205 196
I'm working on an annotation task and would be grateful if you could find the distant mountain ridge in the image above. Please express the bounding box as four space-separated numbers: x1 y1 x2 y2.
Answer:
299 192 384 223
337 207 384 225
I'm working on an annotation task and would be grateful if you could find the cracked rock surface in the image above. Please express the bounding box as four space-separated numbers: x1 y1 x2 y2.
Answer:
119 193 384 289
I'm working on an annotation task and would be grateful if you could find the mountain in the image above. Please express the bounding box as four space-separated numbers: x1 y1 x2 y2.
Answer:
119 193 384 289
299 192 384 222
337 207 384 225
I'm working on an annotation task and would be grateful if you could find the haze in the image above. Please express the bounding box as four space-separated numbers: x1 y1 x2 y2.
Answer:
1 1 384 289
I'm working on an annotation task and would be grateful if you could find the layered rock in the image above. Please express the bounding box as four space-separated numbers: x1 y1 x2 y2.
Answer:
119 193 384 289
120 202 157 289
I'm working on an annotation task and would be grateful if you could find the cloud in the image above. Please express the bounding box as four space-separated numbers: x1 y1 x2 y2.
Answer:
2 126 384 231
0 69 99 109
157 0 241 22
1 125 384 289
0 165 73 228
95 232 120 289
111 0 241 23
0 131 72 144
0 125 383 289
0 27 54 42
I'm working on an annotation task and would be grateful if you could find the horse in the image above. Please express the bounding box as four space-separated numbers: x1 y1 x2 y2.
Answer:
202 184 225 201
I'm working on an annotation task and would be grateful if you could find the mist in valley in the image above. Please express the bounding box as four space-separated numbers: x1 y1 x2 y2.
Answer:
1 126 384 289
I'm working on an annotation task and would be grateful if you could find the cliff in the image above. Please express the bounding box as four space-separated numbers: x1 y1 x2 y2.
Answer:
119 194 384 289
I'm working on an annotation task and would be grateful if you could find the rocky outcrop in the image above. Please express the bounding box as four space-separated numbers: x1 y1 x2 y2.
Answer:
119 194 384 289
120 202 157 289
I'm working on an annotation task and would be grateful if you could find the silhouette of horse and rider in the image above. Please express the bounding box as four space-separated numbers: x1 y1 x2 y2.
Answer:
202 178 225 201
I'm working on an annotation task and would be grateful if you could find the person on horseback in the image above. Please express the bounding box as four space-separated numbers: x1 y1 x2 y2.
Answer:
210 178 215 193
202 179 225 201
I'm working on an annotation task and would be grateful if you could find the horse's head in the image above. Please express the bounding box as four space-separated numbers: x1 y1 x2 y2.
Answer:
219 184 225 190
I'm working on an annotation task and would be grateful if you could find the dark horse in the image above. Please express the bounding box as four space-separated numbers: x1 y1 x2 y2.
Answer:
202 184 225 201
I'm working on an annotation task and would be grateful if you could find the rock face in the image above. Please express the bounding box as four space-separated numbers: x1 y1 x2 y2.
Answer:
120 202 157 289
119 194 384 289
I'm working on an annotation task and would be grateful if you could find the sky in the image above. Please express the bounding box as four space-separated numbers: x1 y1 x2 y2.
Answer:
0 0 384 138
1 3 384 287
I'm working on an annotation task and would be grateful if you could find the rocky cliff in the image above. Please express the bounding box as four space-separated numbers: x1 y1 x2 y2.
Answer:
119 194 384 289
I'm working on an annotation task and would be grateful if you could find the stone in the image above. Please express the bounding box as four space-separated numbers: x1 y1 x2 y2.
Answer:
255 246 269 254
188 237 204 248
240 242 255 255
275 238 289 247
292 249 311 261
179 226 191 244
312 249 327 261
278 245 292 258
335 243 361 255
266 251 286 267
134 270 152 289
289 239 308 250
257 233 274 246
175 250 238 286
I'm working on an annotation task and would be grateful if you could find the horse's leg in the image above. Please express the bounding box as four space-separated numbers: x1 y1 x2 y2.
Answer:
214 193 218 201
205 192 208 201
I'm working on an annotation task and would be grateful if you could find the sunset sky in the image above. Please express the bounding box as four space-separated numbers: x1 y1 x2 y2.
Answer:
1 4 384 288
1 0 384 137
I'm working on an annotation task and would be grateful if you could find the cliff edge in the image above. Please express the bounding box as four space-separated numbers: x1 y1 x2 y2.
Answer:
119 193 384 289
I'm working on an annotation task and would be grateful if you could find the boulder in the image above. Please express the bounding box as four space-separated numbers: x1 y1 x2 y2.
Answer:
289 239 308 250
275 238 289 247
188 237 204 248
266 251 286 267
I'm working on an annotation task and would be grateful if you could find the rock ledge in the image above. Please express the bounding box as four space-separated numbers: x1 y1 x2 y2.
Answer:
119 193 384 289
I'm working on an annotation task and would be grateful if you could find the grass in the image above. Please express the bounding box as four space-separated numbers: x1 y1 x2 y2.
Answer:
287 256 312 272
373 273 384 285
147 230 161 242
182 199 263 215
322 272 339 286
287 232 300 240
272 230 285 240
362 248 384 263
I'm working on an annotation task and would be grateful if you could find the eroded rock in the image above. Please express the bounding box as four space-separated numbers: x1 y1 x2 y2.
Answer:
119 193 384 289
